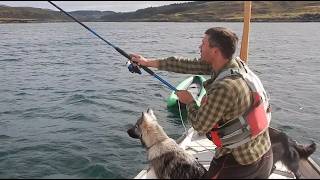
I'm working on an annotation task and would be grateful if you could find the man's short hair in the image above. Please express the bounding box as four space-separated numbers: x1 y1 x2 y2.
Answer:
205 27 239 60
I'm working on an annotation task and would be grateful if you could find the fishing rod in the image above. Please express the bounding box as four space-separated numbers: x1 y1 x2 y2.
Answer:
48 1 177 91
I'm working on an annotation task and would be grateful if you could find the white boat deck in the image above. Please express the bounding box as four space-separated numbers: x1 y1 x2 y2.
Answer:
134 128 296 179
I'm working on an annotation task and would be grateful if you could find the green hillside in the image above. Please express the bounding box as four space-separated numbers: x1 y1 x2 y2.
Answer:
0 5 68 23
100 1 320 22
1 1 320 23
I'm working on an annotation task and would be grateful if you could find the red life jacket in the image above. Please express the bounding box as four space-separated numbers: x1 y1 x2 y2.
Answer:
207 58 271 149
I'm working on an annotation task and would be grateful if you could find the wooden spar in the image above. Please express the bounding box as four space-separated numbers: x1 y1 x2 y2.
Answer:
240 1 252 63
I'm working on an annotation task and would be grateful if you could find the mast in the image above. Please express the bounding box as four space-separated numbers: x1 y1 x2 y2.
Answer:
240 1 252 63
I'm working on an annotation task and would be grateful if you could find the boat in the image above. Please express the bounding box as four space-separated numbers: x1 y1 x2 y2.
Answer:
134 127 320 179
134 1 320 179
166 75 206 110
166 75 206 120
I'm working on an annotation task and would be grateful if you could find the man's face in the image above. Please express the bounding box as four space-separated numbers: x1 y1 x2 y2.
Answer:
199 35 215 63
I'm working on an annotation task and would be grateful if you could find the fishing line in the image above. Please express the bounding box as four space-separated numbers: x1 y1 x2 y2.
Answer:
177 100 187 133
178 101 215 154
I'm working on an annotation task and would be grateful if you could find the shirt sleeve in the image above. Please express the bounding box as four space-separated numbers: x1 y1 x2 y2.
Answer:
158 56 212 75
186 81 235 135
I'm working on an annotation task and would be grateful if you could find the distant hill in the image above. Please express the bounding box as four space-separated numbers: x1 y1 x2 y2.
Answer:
0 5 115 23
0 5 67 23
1 1 320 23
69 10 116 22
100 1 320 22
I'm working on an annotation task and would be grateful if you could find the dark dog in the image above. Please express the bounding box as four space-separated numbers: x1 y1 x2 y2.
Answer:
127 108 206 179
269 127 316 178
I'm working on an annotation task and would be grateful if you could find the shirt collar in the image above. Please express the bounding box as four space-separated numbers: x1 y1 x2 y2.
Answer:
212 57 240 79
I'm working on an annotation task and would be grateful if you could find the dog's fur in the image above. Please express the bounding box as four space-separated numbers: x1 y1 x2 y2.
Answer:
269 127 316 178
127 108 206 179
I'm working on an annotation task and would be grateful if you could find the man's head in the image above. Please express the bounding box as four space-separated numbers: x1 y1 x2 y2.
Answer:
200 27 238 67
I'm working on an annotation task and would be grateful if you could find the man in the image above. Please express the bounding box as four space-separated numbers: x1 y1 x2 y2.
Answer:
131 27 273 178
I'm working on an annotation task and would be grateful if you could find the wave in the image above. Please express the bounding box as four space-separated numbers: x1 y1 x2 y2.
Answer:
0 135 11 139
52 127 91 134
0 58 22 62
77 164 123 178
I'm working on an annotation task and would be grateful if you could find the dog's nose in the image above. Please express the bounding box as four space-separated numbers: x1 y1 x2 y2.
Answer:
127 124 135 133
127 125 140 139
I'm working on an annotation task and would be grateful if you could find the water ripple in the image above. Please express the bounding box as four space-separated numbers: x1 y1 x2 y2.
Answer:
64 113 99 122
0 58 22 62
77 164 120 178
0 135 11 139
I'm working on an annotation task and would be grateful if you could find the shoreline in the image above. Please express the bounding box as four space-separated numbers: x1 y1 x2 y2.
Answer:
1 20 320 24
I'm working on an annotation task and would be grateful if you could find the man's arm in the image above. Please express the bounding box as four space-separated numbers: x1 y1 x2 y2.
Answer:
158 56 212 75
131 54 212 75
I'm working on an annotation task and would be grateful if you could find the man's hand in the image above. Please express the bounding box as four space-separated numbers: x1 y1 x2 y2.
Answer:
130 53 159 68
175 90 194 105
130 53 149 67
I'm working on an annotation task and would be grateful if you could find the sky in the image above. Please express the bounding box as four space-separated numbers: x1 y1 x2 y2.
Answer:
0 1 191 12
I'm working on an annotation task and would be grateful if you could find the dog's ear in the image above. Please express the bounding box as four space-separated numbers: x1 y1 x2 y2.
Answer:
147 108 157 121
142 112 151 122
142 112 146 119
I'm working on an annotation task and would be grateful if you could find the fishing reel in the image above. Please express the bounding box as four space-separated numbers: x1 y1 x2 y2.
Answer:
126 60 142 74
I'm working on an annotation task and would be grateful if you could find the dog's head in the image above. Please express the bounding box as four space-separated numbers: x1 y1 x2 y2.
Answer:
127 108 167 148
127 108 157 139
